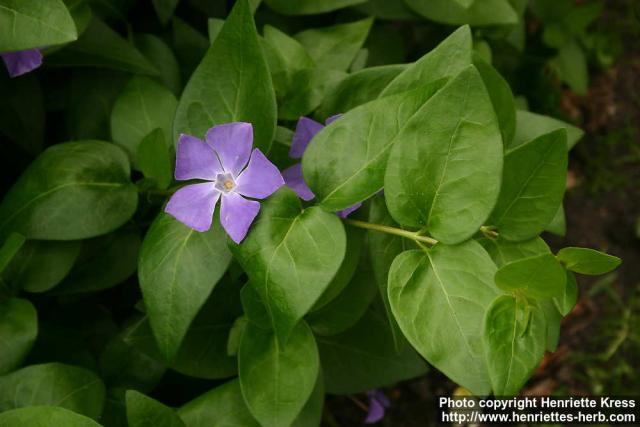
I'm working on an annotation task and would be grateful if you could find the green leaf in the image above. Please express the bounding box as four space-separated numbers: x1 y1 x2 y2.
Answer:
512 110 584 150
53 229 141 294
551 41 588 95
404 0 518 26
488 129 568 241
307 256 377 336
139 213 232 363
291 372 324 427
171 17 209 81
318 308 427 394
555 270 578 315
495 253 567 299
137 129 173 190
0 298 37 375
276 68 347 120
556 247 621 275
388 240 499 394
539 299 561 352
380 25 472 97
0 0 77 51
126 390 185 427
173 0 276 152
478 236 550 268
231 188 346 343
302 80 444 212
46 17 157 75
483 296 546 396
317 64 406 119
354 0 418 20
0 141 138 241
240 282 271 329
0 74 44 155
294 18 373 71
545 204 567 236
263 0 366 15
385 66 503 244
152 0 179 25
207 18 224 43
178 379 259 427
134 33 182 96
0 406 101 427
474 54 516 147
110 77 177 166
3 240 80 293
0 363 105 419
263 25 314 91
239 321 319 427
0 233 26 274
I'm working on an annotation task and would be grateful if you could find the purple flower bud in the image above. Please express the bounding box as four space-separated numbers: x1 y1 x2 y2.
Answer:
365 389 391 424
1 49 43 78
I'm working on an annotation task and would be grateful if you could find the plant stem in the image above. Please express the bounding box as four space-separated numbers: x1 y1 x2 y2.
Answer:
344 219 438 246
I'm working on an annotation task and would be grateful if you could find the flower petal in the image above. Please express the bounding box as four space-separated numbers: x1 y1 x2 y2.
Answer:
220 192 260 244
175 134 222 181
235 149 284 199
282 163 315 201
165 183 220 232
2 49 43 78
337 202 362 218
364 397 386 424
290 117 324 159
206 122 253 176
325 114 342 125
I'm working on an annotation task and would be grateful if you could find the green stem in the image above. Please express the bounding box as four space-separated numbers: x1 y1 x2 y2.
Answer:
344 219 438 246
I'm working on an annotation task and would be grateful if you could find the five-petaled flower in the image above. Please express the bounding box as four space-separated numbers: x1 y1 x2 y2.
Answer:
365 389 390 424
165 122 284 243
283 115 362 218
1 49 43 78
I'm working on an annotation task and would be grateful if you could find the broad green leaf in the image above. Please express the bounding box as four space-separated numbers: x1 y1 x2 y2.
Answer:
240 282 271 329
139 213 232 363
67 69 128 140
0 141 138 241
0 363 105 419
512 110 584 150
231 188 346 343
239 321 319 427
385 66 503 244
291 373 324 427
3 240 80 293
47 17 157 75
0 74 44 155
478 236 550 268
318 308 427 394
294 18 373 72
126 390 185 427
171 17 209 80
380 25 472 97
263 25 314 93
483 296 546 396
0 233 26 274
317 64 406 118
208 18 224 43
173 0 276 152
178 379 259 427
311 227 365 311
404 0 518 26
134 33 182 96
0 0 77 51
0 406 101 427
53 229 140 294
307 256 377 336
555 270 578 315
302 80 444 212
276 68 347 120
137 129 173 190
495 253 566 299
487 129 568 241
551 41 588 95
539 299 561 352
368 196 414 350
545 204 567 236
0 298 37 375
152 0 179 25
263 0 366 15
110 77 177 166
556 247 621 275
474 54 516 146
388 240 499 394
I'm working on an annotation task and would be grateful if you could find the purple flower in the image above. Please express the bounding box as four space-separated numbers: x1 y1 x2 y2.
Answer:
1 49 42 78
365 389 390 424
165 122 284 243
282 115 362 217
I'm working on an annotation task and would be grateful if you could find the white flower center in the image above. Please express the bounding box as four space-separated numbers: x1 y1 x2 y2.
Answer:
215 172 236 193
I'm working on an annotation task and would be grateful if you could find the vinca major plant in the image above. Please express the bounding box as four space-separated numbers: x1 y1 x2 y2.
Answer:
0 0 622 426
